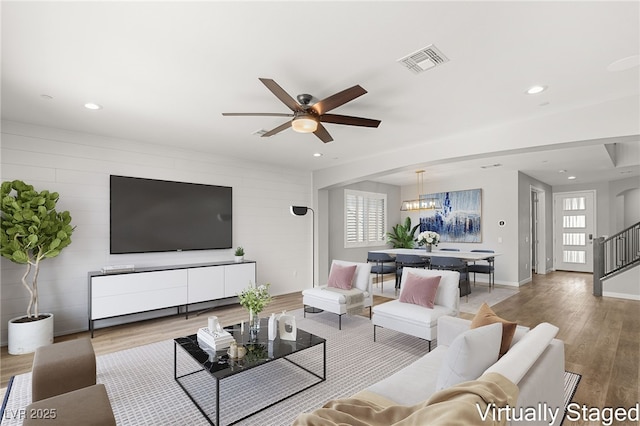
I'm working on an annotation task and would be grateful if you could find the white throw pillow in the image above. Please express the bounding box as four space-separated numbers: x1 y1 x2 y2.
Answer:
435 322 502 390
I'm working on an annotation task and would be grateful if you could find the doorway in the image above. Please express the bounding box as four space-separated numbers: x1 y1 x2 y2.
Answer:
530 187 546 275
553 190 596 273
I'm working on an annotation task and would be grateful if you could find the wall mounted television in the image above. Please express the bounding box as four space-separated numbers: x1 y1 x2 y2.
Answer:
110 175 232 254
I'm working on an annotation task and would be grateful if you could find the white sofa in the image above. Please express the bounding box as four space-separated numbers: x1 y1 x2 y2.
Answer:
371 267 460 350
302 260 373 329
362 316 566 426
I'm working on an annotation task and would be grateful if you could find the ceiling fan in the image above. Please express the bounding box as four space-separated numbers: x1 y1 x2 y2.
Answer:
222 78 381 143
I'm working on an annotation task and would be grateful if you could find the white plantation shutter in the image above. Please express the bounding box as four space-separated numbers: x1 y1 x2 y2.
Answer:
345 190 387 248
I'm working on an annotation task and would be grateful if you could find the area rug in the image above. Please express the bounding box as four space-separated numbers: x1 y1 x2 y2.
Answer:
1 310 579 426
374 278 518 314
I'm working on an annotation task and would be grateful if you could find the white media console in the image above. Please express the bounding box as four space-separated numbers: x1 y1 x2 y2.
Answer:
88 261 256 336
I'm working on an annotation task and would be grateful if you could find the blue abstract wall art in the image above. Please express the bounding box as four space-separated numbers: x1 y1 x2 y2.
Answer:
419 189 482 243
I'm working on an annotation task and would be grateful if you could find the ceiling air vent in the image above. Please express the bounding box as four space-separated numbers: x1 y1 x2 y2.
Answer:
398 44 449 74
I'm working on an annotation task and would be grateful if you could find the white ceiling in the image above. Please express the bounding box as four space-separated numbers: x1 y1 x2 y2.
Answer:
2 1 639 187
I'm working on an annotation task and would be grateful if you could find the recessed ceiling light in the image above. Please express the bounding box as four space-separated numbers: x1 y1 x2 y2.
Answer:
607 55 640 72
84 102 102 110
526 85 547 95
313 153 323 157
558 169 567 173
567 176 577 180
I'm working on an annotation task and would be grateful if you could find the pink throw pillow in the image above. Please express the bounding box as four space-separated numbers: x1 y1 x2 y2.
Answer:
327 264 357 290
399 273 441 308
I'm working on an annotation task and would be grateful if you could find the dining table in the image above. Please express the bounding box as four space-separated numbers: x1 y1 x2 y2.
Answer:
369 248 500 262
369 248 500 297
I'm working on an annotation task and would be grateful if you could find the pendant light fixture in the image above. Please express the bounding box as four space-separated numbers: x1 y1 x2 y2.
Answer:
400 170 442 211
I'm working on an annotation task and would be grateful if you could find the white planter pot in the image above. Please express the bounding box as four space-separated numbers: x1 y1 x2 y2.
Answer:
234 256 244 263
8 313 54 355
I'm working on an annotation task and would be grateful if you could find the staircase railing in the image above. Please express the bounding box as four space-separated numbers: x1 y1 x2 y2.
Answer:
593 221 640 296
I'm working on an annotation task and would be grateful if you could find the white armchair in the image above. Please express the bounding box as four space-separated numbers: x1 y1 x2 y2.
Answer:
302 260 373 329
372 267 460 350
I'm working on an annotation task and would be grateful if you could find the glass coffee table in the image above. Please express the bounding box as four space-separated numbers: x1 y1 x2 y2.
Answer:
174 318 326 425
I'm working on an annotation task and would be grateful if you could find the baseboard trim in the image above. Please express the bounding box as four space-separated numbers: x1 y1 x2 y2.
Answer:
602 291 640 301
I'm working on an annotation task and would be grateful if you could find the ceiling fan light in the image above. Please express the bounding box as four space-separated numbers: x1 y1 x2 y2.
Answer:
292 116 318 133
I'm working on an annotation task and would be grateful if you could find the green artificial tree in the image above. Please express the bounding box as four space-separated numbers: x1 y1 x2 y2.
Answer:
1 180 74 320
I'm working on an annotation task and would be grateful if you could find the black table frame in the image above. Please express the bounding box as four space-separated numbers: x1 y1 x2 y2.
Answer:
174 323 326 425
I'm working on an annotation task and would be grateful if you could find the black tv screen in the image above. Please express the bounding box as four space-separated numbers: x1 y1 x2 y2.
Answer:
110 175 232 254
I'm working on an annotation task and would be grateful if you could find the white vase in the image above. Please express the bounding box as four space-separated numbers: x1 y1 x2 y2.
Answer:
268 313 278 340
278 311 297 341
234 255 244 263
8 313 54 355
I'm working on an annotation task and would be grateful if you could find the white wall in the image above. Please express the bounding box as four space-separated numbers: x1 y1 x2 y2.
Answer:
621 188 640 228
603 266 640 301
1 121 312 342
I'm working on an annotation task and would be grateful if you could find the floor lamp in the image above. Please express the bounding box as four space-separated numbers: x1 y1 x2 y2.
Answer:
290 205 323 313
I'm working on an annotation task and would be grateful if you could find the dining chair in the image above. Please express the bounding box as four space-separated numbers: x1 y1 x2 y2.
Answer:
429 256 470 299
367 252 397 293
394 253 429 290
467 249 495 291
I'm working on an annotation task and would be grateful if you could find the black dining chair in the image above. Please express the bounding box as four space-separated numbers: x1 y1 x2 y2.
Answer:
467 249 495 291
394 253 429 290
429 256 470 299
367 252 397 293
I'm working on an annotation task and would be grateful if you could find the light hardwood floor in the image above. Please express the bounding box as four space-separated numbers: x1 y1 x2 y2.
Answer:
2 271 638 412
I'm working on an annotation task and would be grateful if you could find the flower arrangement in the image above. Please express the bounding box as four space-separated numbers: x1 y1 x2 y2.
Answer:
417 230 440 246
238 282 271 314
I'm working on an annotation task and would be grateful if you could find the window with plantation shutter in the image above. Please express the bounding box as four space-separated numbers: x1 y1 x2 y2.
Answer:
344 189 387 248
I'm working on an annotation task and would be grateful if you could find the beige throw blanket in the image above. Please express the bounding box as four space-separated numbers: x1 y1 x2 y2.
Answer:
323 287 365 315
292 372 519 426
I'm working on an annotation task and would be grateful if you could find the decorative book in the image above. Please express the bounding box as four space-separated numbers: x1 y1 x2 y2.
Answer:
197 327 234 351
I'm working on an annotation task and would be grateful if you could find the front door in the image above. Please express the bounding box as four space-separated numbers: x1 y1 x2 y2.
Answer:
554 191 596 272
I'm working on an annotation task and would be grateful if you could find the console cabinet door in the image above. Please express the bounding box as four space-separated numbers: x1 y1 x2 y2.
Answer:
188 266 225 303
224 263 256 298
91 269 188 319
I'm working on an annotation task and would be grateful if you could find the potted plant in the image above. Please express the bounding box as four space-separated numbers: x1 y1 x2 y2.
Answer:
234 246 245 262
1 180 74 354
386 217 420 248
237 282 271 337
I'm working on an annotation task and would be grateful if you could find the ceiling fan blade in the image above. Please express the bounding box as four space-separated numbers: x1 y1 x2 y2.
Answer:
259 78 301 112
312 85 367 115
320 113 381 128
222 112 294 117
262 120 292 137
313 123 334 143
